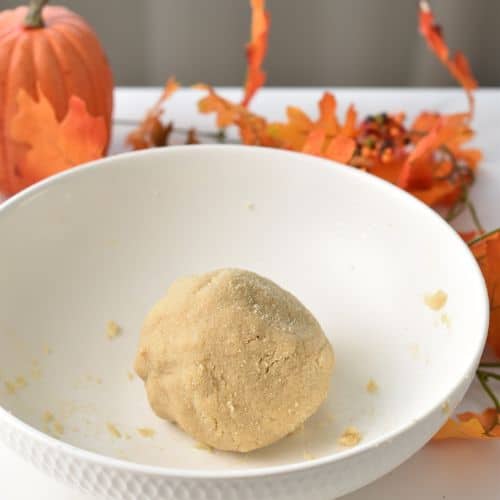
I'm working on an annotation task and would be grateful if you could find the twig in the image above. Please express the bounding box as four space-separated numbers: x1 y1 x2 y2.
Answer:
467 200 485 233
468 228 500 247
477 371 500 412
479 362 500 368
113 119 238 143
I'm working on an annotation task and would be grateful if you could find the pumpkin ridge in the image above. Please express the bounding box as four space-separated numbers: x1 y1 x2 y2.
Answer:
1 34 22 193
52 17 113 125
51 25 101 119
42 30 70 115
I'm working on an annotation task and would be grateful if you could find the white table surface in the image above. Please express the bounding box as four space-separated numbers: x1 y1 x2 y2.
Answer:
2 87 500 500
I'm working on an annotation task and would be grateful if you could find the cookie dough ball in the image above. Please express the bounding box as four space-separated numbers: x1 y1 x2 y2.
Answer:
135 268 334 452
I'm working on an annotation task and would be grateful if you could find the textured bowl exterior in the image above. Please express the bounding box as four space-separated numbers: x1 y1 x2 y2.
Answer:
0 368 474 499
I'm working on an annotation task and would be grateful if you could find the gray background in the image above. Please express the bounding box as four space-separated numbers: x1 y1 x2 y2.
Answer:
4 0 499 87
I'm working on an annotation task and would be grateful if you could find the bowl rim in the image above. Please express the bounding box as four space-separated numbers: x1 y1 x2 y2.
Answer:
0 144 489 479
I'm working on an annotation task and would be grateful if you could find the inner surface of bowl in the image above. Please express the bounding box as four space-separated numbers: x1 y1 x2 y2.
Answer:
0 146 486 471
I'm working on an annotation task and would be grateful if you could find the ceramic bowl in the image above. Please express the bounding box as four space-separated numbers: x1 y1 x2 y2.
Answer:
0 146 488 500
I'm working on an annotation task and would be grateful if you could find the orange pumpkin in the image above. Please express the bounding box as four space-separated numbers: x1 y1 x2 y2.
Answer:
0 0 113 195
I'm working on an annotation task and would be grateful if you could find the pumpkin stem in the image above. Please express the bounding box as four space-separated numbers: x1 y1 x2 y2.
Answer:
24 0 49 29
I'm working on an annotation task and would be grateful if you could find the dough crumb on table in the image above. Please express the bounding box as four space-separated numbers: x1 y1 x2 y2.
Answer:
424 290 448 311
338 426 362 447
303 451 314 460
106 320 122 339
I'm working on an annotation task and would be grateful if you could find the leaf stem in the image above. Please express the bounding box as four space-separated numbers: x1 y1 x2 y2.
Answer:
477 371 500 412
445 201 466 222
479 362 500 368
478 370 500 381
468 228 500 247
467 200 485 233
445 184 467 223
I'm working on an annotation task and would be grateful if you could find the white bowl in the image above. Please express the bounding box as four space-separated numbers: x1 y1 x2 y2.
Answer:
0 146 488 500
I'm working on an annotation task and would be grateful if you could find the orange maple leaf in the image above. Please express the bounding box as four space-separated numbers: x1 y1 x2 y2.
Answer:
317 93 341 136
301 125 356 164
8 86 106 191
397 113 476 207
127 78 179 149
342 105 358 136
270 92 358 154
302 128 326 156
196 84 241 128
469 231 500 355
419 1 478 115
196 84 274 146
241 0 271 107
433 409 500 440
325 135 356 164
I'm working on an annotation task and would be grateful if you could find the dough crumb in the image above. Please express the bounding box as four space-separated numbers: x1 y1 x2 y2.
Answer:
195 441 213 452
366 378 378 394
106 422 122 438
247 202 255 211
424 290 448 311
43 345 52 355
440 313 451 328
95 377 103 385
127 371 135 381
124 433 132 440
15 376 27 389
43 411 54 423
53 421 65 436
5 376 28 395
338 426 362 447
137 427 156 438
106 320 121 339
441 401 450 415
4 381 16 395
30 367 42 380
303 451 314 460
